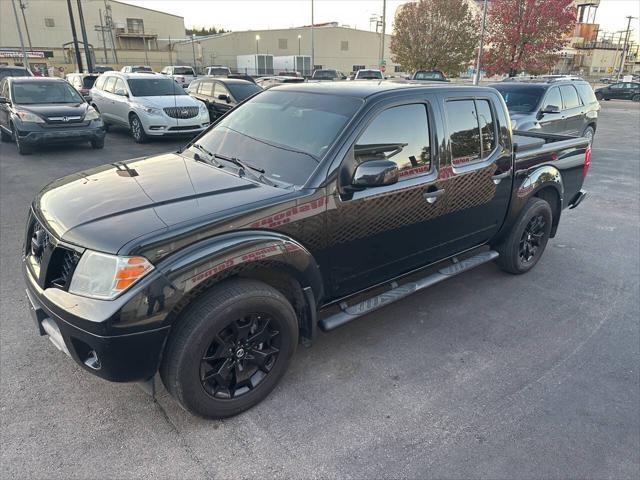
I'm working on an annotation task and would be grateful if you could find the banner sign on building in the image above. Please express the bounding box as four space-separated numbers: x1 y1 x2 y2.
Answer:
0 50 46 59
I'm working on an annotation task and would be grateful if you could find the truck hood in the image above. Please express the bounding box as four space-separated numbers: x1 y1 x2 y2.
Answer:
34 153 286 253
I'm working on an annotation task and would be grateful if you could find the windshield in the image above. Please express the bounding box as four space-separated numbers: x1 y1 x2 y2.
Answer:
227 83 262 101
174 67 194 75
132 66 153 72
11 81 84 104
0 68 30 80
492 85 544 113
82 76 98 88
358 70 382 79
414 71 444 80
194 90 362 186
127 78 187 96
208 68 229 75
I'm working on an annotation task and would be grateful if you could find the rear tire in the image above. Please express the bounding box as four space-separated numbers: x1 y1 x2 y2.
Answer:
632 94 640 102
129 113 147 143
582 125 595 146
160 278 298 419
595 92 603 101
494 198 552 274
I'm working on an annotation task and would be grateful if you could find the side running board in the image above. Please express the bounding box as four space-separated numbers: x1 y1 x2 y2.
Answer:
318 250 499 332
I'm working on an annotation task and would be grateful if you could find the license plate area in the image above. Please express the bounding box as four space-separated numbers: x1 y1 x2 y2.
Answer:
25 288 71 356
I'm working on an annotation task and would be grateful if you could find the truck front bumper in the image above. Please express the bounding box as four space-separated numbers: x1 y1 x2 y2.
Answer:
23 262 171 383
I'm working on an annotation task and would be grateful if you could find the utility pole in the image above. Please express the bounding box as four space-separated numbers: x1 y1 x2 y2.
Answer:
474 0 489 85
66 0 83 72
191 34 197 72
76 0 93 72
617 15 637 80
103 0 118 64
141 22 150 66
18 1 33 51
10 0 30 70
168 35 173 65
379 0 386 68
311 0 315 70
98 9 109 63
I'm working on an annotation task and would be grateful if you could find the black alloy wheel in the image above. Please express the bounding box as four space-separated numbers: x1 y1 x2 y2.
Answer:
200 313 281 399
518 214 546 264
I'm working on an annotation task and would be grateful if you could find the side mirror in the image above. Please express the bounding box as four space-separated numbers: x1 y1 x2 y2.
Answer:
540 104 560 114
352 160 399 188
114 88 128 97
218 94 229 102
83 94 92 102
0 96 9 104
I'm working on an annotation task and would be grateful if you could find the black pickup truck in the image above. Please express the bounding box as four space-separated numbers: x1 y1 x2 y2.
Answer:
23 82 590 418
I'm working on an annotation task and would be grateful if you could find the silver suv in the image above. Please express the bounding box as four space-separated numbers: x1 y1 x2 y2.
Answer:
490 78 600 145
90 72 209 143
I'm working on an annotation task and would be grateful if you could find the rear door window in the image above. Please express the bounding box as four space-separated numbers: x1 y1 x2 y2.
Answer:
560 85 581 109
446 99 497 166
200 80 214 97
103 77 117 93
355 103 431 178
575 83 597 104
476 100 496 159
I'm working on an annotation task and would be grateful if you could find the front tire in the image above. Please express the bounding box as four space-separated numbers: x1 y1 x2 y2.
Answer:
160 278 298 418
632 94 640 102
494 198 552 274
129 113 148 143
12 124 31 155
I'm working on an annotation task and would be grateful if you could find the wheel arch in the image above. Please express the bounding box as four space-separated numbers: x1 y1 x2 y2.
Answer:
159 230 324 344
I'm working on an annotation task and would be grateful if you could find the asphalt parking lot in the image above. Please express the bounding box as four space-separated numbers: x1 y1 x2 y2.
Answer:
1 103 639 479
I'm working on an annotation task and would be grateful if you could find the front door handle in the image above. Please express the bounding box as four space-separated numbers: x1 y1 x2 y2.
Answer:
492 171 511 185
423 188 445 204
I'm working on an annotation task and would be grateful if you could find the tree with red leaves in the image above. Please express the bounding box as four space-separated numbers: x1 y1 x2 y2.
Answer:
482 0 576 76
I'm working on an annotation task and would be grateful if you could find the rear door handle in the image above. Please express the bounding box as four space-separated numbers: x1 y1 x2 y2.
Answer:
492 171 511 184
423 188 445 204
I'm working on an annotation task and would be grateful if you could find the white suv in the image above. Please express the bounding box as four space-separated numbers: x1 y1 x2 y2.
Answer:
90 72 209 142
160 65 197 87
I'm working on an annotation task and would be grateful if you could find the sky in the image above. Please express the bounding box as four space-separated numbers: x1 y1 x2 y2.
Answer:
123 0 639 42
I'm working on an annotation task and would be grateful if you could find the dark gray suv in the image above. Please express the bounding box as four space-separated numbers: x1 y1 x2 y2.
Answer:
490 79 599 145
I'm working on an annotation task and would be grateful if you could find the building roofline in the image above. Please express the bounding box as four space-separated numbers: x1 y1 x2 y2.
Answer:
111 0 185 20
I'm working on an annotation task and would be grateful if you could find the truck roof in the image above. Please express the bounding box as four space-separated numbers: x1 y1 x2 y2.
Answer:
271 80 489 99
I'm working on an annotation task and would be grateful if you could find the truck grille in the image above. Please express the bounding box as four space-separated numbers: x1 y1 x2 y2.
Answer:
163 106 199 119
26 214 81 290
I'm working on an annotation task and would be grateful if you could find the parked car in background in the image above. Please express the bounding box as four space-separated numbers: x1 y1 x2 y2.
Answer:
205 66 232 77
66 73 100 99
490 78 599 145
160 65 197 87
277 71 302 77
90 72 209 142
0 65 33 81
311 69 346 81
188 77 261 121
594 82 640 102
0 77 105 154
255 76 305 89
21 82 590 418
94 65 114 73
120 65 154 74
411 70 448 82
353 69 383 80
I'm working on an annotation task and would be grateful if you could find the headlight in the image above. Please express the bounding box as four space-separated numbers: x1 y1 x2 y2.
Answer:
15 110 45 123
85 107 100 121
69 251 154 299
199 102 208 114
139 105 162 116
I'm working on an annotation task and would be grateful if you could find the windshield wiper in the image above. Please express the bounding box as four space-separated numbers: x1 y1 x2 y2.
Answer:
213 153 278 187
191 143 222 167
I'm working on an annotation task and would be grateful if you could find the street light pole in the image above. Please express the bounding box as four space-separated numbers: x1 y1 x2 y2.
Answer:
191 34 197 72
66 0 83 72
18 0 33 51
77 0 94 72
474 0 489 85
255 35 260 55
311 0 315 70
10 0 30 70
298 34 302 56
379 0 386 68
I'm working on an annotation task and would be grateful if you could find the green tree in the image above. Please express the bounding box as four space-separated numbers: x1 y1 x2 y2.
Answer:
390 0 478 74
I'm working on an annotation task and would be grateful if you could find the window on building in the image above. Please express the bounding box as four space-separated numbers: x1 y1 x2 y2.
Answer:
127 18 144 34
278 38 288 49
355 104 431 178
44 18 55 27
352 64 365 72
394 65 403 73
341 41 349 51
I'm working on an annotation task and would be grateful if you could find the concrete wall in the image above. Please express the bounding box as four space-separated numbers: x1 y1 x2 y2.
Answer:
174 26 400 76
